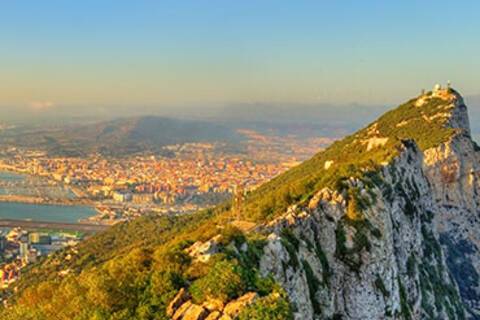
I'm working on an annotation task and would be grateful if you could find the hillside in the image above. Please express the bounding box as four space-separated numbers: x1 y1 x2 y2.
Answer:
0 116 242 157
3 87 480 319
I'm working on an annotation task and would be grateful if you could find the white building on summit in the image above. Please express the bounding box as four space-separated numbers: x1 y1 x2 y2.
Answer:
433 81 452 93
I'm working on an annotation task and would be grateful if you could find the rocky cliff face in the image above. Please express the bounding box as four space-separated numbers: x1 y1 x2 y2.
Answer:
425 114 480 318
254 89 480 319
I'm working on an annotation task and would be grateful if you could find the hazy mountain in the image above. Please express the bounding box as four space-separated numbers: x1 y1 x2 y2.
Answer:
0 116 243 156
3 95 478 142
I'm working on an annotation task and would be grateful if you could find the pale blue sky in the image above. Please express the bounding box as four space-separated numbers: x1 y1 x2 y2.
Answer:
0 1 479 113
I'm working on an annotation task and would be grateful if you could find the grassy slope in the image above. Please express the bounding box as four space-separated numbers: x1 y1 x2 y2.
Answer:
240 92 458 221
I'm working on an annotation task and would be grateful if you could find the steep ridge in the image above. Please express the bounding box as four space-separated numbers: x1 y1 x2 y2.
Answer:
2 87 480 320
251 87 480 319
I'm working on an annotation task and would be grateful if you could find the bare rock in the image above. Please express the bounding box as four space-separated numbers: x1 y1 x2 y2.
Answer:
186 235 222 263
167 288 190 317
205 311 222 320
202 298 224 312
182 304 209 320
223 292 258 318
172 301 193 320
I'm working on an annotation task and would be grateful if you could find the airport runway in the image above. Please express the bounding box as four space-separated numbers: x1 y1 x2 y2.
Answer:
0 219 109 232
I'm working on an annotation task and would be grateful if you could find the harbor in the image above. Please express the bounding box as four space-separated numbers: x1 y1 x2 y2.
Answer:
0 171 98 224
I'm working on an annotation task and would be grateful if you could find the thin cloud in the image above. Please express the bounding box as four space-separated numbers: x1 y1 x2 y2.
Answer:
29 101 55 111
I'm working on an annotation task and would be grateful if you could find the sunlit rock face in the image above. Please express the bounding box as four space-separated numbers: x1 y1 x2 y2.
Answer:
424 132 480 317
258 91 480 319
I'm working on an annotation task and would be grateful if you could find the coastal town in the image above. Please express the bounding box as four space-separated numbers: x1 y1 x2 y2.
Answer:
0 227 82 291
0 130 333 295
0 131 332 224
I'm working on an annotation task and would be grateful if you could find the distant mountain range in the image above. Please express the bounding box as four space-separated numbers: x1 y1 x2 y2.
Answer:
2 95 479 157
0 116 243 156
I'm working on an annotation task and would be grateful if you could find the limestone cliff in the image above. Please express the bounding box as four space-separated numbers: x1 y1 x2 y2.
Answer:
255 88 480 319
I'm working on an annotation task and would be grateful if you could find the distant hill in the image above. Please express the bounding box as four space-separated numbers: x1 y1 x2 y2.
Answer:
0 116 243 156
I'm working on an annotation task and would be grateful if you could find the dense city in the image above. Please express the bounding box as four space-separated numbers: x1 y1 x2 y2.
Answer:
0 227 82 290
0 130 333 296
0 131 331 222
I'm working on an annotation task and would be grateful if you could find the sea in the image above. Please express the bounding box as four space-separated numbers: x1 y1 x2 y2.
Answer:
0 171 95 223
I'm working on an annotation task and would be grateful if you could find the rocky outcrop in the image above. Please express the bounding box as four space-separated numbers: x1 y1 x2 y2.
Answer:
168 288 190 317
168 292 258 320
172 301 194 320
186 235 223 263
182 305 209 320
204 311 222 320
223 292 258 318
423 131 480 317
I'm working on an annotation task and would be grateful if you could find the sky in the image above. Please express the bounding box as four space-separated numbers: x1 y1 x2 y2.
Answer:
0 0 479 118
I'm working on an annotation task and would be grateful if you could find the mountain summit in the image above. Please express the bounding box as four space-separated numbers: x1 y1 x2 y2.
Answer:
3 87 480 320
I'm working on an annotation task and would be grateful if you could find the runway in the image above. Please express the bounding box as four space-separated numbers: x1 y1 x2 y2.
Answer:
0 219 109 232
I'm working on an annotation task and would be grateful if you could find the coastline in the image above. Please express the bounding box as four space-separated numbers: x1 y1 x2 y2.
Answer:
0 201 98 224
0 168 101 224
0 166 94 206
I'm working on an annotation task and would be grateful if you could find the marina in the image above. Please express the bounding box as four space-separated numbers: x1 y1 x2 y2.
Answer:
0 171 96 223
0 201 97 224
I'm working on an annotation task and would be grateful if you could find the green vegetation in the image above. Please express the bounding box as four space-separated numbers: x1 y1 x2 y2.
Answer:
314 243 331 285
239 95 458 222
374 275 390 298
419 261 464 319
334 221 365 272
421 225 442 262
334 216 384 272
190 259 245 303
280 228 300 270
238 291 294 320
301 259 322 314
398 277 412 320
299 234 331 286
15 209 222 292
218 225 247 247
406 253 416 277
418 222 465 319
3 212 290 319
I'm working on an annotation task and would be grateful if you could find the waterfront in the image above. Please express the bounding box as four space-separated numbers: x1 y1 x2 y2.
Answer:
0 171 75 199
0 202 96 223
0 171 95 223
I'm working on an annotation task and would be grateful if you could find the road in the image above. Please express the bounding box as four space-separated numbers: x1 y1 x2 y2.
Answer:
0 219 109 232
